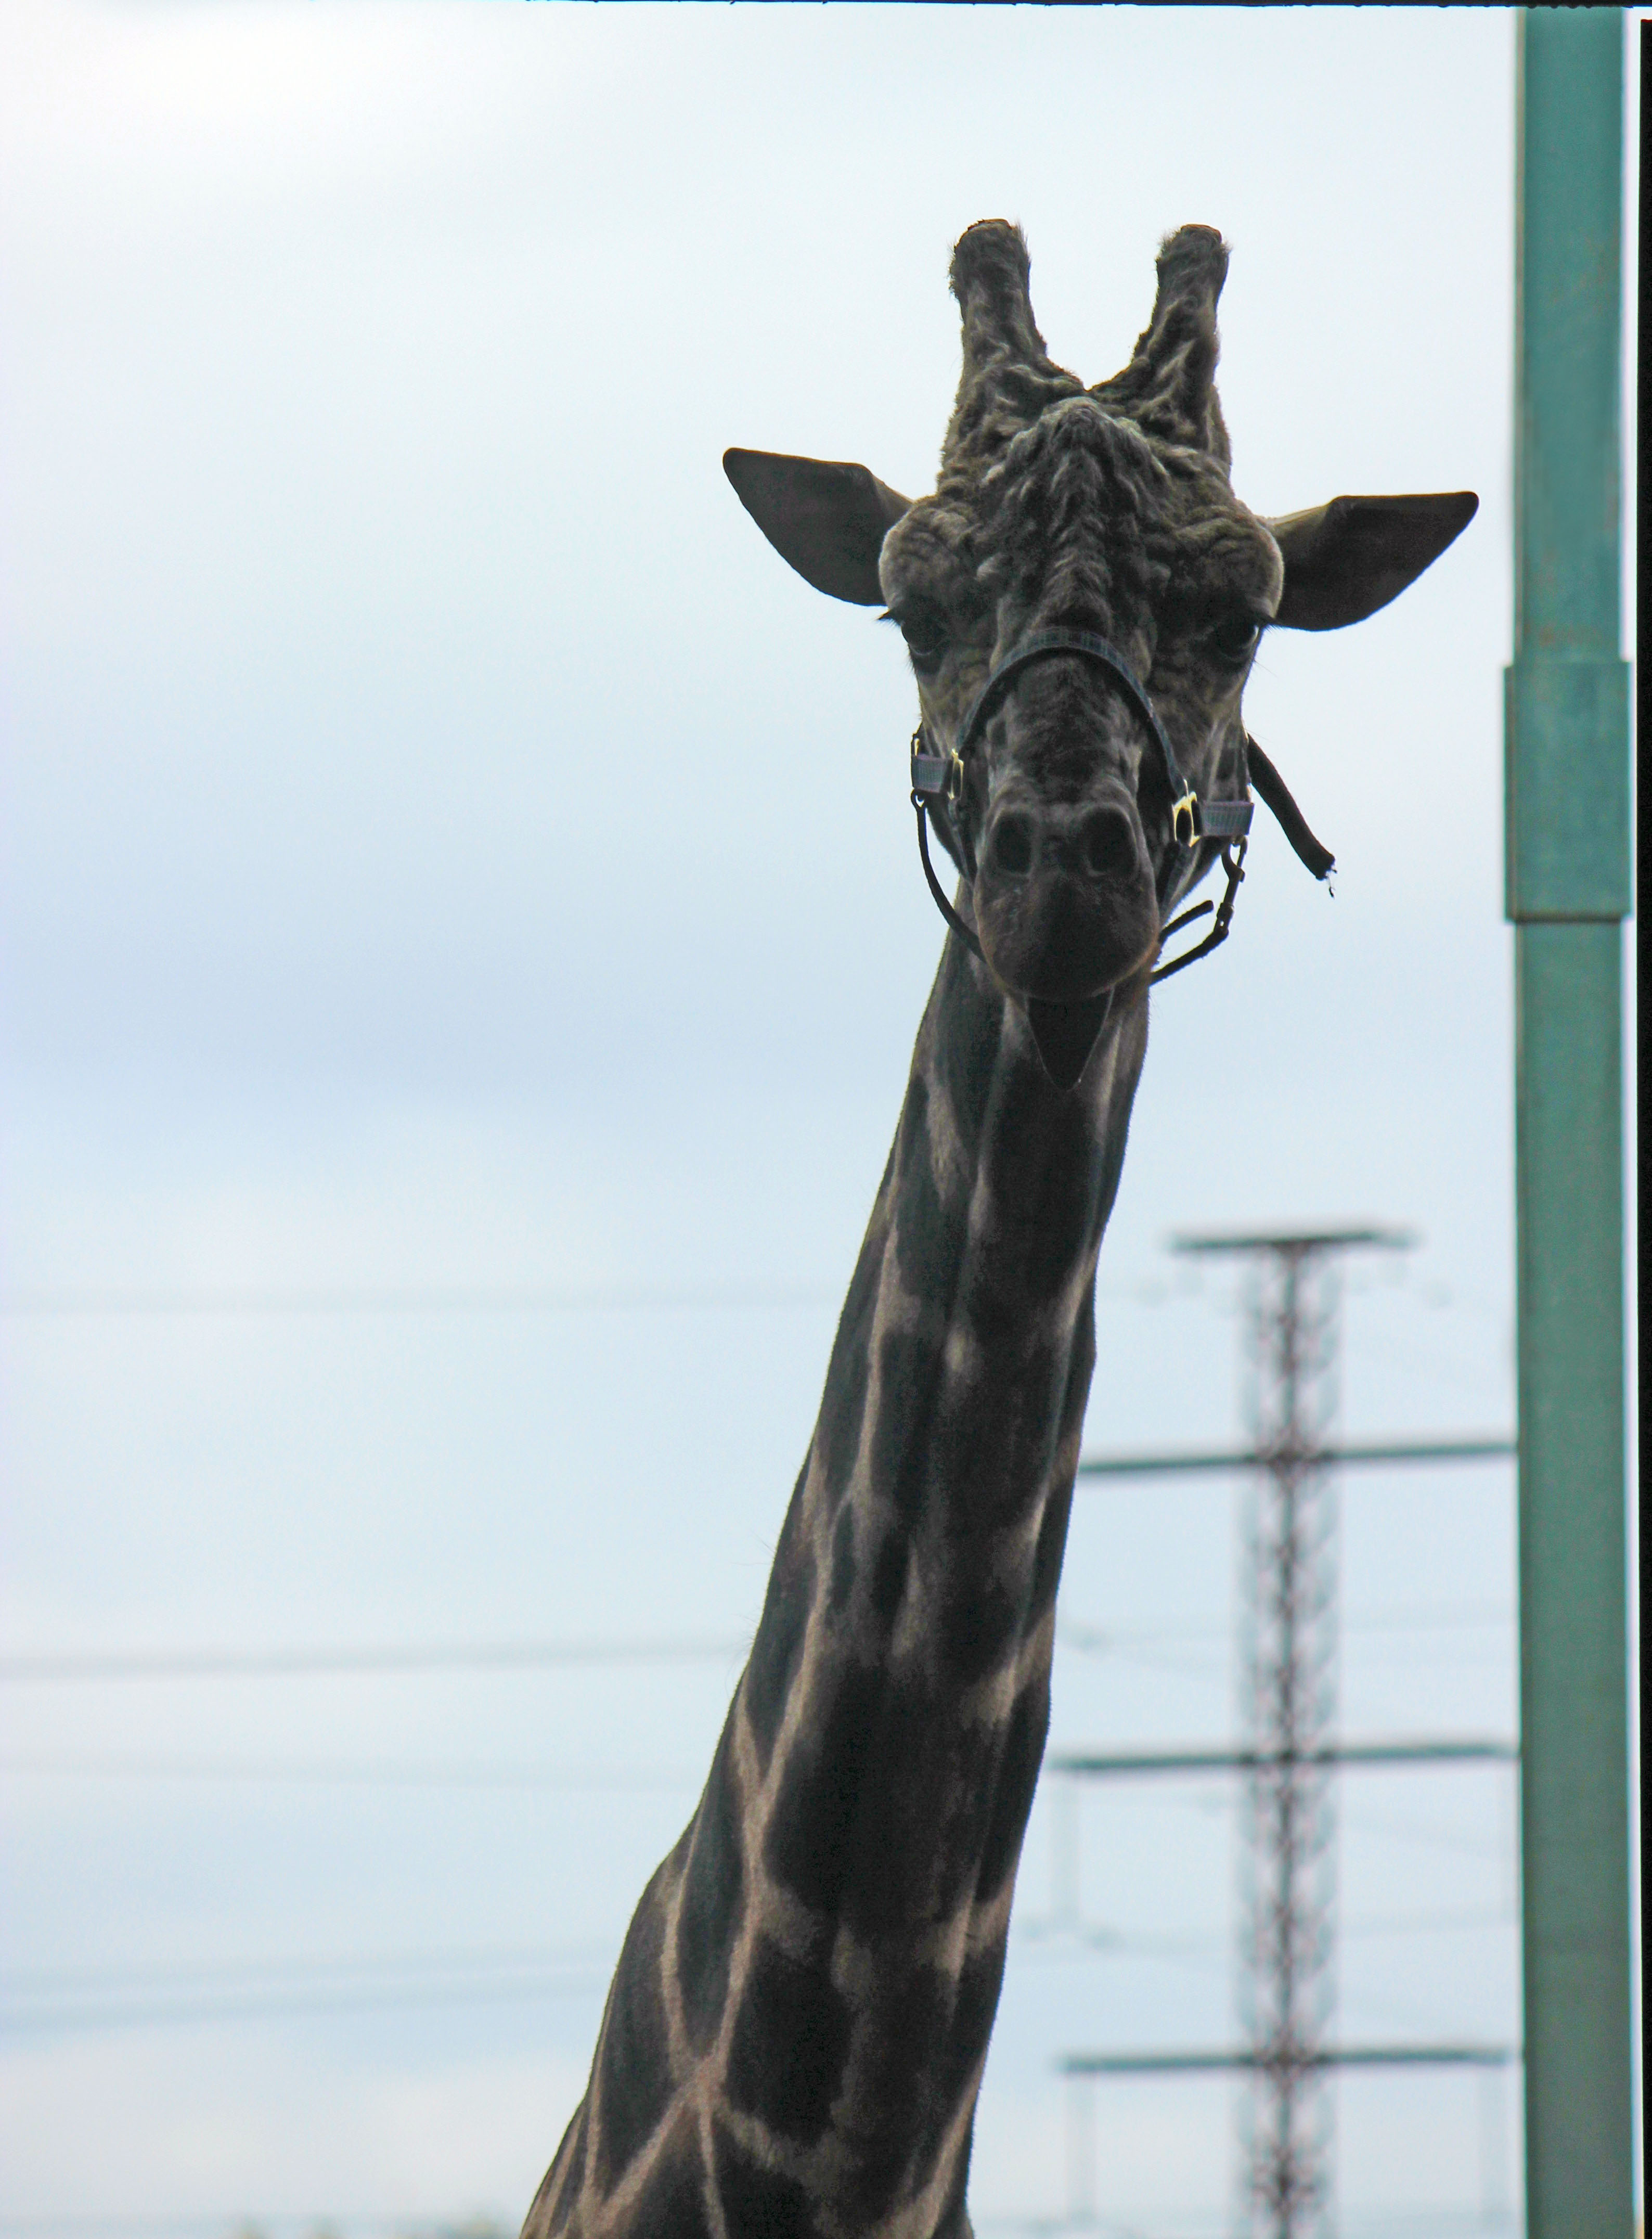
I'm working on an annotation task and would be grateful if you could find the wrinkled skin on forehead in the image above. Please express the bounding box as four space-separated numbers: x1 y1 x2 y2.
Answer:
881 390 1284 1003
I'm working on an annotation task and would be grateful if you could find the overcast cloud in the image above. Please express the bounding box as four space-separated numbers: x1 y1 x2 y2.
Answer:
1 7 1631 2236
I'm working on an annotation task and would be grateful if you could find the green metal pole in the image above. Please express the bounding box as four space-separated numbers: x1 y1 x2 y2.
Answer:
1507 15 1633 2237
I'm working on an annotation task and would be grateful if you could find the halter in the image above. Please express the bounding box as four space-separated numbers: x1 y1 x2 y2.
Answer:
907 627 1332 986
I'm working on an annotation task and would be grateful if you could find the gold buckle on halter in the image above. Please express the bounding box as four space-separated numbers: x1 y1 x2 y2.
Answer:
1171 788 1200 849
946 751 966 805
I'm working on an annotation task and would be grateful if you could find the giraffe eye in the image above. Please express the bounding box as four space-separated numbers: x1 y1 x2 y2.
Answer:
896 607 949 675
1210 613 1262 666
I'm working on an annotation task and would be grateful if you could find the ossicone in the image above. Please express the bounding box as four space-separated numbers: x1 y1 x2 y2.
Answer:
943 220 1082 467
950 221 1047 376
1093 223 1231 463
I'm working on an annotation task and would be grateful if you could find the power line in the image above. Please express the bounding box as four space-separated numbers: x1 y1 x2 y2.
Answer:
5 1903 1518 2019
0 1755 699 1789
1063 1600 1512 1646
0 1968 609 2036
1062 2044 1516 2077
0 1637 747 1683
7 1933 1157 2006
0 2223 498 2237
0 2219 516 2238
1076 1436 1513 1478
11 1741 1507 1793
0 1273 1219 1320
0 1284 838 1316
0 2223 451 2237
0 1601 1512 1685
1 1936 612 1993
1050 1742 1517 1778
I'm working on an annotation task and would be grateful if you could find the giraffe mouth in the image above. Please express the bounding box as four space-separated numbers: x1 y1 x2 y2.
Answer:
1023 988 1115 1091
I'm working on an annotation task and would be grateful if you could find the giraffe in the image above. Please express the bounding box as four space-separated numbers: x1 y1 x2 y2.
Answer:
521 221 1474 2239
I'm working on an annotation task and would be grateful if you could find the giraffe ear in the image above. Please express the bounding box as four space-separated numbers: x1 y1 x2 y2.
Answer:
724 448 911 607
1270 492 1478 631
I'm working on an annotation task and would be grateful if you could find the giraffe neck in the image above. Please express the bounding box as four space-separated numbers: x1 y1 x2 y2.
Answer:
528 940 1150 2239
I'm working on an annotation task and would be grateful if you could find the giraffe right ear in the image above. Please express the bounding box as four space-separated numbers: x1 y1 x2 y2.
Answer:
1269 491 1478 631
724 448 911 607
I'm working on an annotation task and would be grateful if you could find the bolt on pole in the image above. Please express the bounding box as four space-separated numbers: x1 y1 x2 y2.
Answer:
1507 14 1634 2237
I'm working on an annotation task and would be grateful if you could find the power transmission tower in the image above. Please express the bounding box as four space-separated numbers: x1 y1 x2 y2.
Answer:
1054 1228 1519 2239
1178 1229 1404 2239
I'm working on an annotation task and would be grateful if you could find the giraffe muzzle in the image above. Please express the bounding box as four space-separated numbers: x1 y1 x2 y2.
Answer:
972 789 1160 1012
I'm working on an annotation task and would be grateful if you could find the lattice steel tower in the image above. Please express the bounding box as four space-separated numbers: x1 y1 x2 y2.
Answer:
1177 1228 1409 2239
1059 1226 1514 2234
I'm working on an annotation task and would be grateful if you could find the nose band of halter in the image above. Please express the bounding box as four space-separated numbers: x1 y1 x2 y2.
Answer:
910 627 1256 852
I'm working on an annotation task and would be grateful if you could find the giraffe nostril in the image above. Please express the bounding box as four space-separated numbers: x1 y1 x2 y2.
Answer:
991 815 1036 878
1080 808 1137 881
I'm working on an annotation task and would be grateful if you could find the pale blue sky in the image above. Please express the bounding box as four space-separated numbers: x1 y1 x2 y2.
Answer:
1 6 1623 2235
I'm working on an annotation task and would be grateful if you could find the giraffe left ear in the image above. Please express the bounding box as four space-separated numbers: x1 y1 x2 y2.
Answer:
1270 491 1478 631
724 448 911 606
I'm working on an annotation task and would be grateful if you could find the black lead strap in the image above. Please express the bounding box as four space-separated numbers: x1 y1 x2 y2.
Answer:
1243 734 1337 883
907 628 1335 986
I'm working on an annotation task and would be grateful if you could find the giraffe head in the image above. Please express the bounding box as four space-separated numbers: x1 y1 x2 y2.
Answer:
727 222 1474 1087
